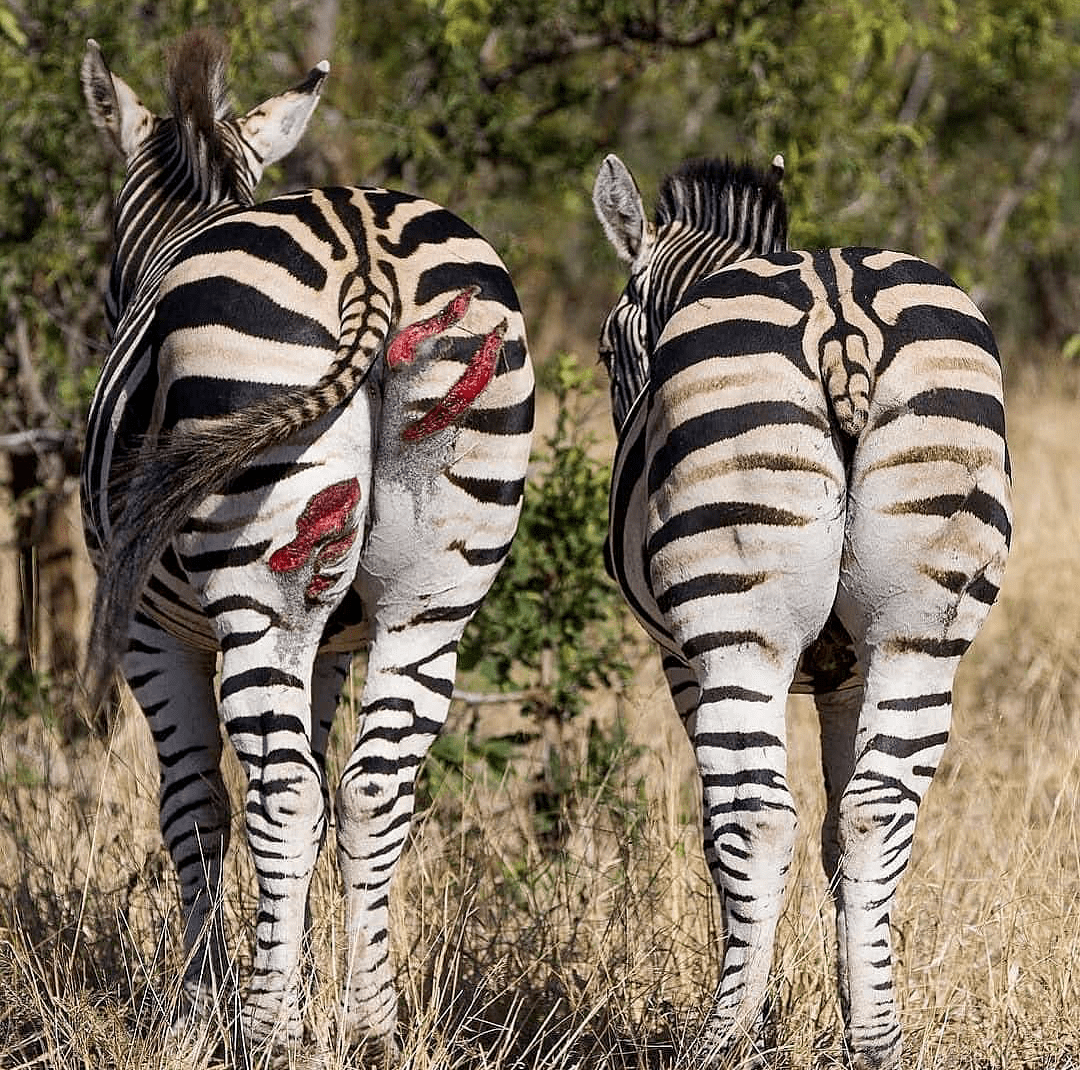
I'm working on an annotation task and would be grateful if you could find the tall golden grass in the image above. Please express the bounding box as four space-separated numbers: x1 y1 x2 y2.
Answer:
1 381 1077 1068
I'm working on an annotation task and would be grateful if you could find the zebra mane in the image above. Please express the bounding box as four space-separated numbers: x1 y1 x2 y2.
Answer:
163 29 235 187
656 157 788 254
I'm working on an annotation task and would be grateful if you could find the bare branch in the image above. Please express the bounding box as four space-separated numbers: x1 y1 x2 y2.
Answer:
0 428 80 457
983 81 1080 258
480 18 721 92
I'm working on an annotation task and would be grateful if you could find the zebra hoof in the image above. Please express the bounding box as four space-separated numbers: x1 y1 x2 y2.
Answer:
344 1033 401 1068
687 1016 773 1069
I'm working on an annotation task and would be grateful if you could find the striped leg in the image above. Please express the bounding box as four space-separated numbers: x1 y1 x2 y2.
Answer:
826 648 955 1070
690 654 800 1060
121 612 231 1028
813 686 862 1040
335 624 456 1054
311 650 353 798
663 652 727 879
216 631 329 1049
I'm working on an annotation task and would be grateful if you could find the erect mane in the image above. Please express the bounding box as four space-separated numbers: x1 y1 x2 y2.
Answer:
656 157 788 252
165 28 232 130
161 29 244 199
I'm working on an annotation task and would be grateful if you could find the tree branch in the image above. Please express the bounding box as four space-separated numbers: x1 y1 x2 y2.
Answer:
976 78 1080 297
0 428 80 457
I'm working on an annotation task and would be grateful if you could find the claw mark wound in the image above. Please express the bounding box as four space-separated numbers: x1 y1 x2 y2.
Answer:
403 319 508 441
386 286 479 369
269 478 361 603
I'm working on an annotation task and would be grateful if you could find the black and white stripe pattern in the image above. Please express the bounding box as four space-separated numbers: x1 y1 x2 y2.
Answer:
594 155 1011 1068
81 31 533 1056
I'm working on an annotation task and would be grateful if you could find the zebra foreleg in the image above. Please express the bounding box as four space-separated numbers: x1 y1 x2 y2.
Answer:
689 657 799 1064
120 614 234 1035
813 685 863 1048
334 626 458 1056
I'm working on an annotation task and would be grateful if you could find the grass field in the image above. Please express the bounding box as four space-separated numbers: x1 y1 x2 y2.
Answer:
1 379 1077 1069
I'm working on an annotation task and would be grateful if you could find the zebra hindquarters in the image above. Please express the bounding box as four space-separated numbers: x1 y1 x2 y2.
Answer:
169 396 375 1052
645 315 847 1058
829 294 1012 1070
335 300 533 1053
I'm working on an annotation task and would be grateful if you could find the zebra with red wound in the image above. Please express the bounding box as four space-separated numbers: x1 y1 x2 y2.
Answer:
80 29 533 1059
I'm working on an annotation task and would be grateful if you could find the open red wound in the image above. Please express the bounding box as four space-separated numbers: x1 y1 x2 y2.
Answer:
269 477 361 602
403 319 508 442
385 287 508 442
386 286 479 369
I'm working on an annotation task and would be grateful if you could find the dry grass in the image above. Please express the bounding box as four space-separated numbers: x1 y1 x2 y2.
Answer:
1 384 1078 1069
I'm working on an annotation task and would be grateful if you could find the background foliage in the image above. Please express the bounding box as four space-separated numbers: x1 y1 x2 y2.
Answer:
4 0 1080 437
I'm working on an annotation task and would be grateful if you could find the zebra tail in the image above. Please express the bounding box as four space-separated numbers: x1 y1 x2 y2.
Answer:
81 346 379 718
820 333 872 437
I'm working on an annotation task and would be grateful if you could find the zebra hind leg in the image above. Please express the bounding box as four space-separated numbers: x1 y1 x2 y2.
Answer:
827 645 959 1070
688 654 800 1066
215 633 334 1055
334 626 463 1059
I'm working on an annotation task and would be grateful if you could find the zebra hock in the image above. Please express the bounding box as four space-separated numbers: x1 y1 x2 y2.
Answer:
80 31 533 1057
593 154 1011 1068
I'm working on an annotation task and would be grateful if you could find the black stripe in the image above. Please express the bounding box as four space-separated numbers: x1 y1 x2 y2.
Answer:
153 276 337 350
683 629 777 660
414 261 520 312
889 636 969 658
179 539 272 573
876 691 951 712
220 667 304 701
445 472 525 506
455 539 514 567
457 391 535 434
227 712 309 736
162 375 284 429
648 400 827 493
406 597 486 628
966 574 1000 604
650 319 807 388
608 409 664 633
376 208 482 258
223 461 319 496
887 388 1005 440
257 194 347 260
203 594 282 622
866 731 949 760
699 685 772 704
695 730 785 750
655 571 768 614
177 220 328 289
648 501 807 558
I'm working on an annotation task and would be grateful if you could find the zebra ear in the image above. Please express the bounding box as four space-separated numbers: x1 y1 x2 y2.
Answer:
593 153 650 265
81 39 155 159
236 61 330 173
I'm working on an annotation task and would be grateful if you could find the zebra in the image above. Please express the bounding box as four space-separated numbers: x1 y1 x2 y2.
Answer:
592 153 1011 1068
80 30 534 1058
